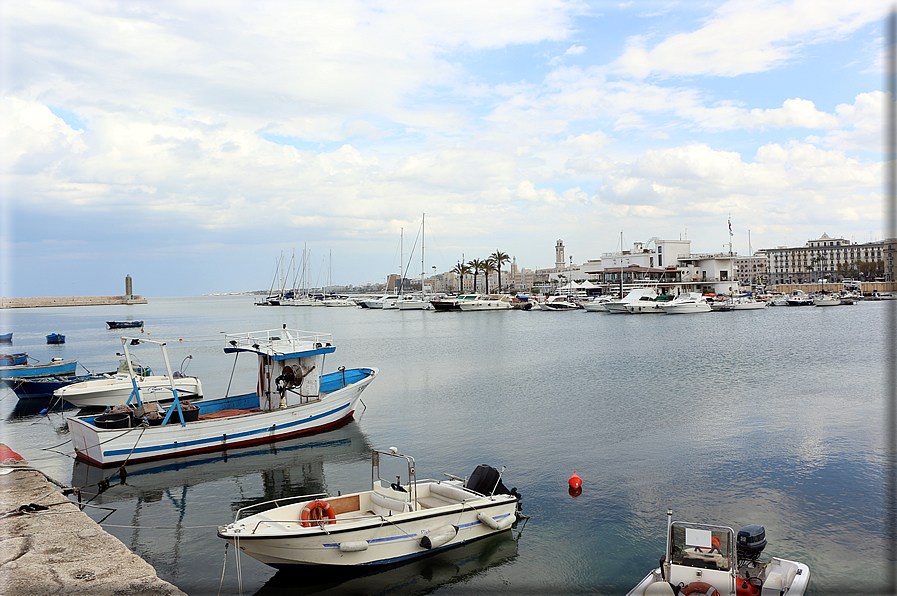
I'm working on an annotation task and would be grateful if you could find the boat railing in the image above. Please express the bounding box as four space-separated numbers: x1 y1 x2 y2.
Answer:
232 492 327 523
224 328 334 352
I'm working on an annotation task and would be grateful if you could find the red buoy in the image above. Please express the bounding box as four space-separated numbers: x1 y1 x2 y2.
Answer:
568 471 582 489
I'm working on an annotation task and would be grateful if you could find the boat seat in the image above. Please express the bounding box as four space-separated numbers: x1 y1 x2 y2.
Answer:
417 494 456 509
645 582 676 596
370 491 411 516
428 482 472 503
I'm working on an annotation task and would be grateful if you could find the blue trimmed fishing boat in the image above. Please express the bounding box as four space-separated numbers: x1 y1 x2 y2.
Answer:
46 333 65 344
0 333 12 343
66 327 378 467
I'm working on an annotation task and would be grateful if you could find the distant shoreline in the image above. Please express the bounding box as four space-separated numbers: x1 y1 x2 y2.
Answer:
0 295 148 309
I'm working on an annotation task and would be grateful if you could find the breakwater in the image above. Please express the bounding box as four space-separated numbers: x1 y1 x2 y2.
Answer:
0 295 147 309
0 445 185 596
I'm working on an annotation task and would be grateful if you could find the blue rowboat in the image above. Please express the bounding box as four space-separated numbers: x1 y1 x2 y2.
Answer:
107 321 144 329
0 333 12 342
46 333 65 344
0 357 77 379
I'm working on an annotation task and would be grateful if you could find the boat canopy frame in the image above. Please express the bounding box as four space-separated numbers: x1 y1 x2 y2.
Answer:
120 337 190 426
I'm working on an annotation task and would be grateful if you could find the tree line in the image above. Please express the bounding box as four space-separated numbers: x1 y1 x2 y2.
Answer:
451 251 510 294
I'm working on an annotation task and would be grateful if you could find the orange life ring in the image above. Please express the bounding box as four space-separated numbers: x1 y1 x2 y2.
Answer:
680 582 719 596
300 499 336 527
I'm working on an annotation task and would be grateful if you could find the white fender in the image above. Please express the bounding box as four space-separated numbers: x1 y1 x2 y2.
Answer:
420 524 458 549
477 512 515 530
338 541 369 552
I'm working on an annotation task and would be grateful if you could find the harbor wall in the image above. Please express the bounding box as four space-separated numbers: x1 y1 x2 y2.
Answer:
0 445 185 596
0 295 148 309
770 282 897 295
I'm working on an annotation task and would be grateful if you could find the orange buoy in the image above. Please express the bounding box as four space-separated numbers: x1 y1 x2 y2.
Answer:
568 471 582 489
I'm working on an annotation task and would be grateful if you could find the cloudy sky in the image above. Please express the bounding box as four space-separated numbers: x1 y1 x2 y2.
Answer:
1 0 891 297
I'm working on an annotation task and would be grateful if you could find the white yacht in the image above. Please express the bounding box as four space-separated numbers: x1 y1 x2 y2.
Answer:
604 288 660 314
660 292 712 314
457 294 513 311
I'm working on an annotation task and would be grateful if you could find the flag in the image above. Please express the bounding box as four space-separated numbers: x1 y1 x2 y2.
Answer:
728 219 733 236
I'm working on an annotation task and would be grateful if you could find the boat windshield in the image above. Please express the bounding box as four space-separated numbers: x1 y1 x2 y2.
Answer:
669 522 734 572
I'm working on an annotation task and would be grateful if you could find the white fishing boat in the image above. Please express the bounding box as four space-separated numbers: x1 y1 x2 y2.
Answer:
457 294 513 311
660 293 712 314
66 327 378 467
627 511 810 596
604 288 660 314
54 373 203 408
217 448 521 568
540 296 580 311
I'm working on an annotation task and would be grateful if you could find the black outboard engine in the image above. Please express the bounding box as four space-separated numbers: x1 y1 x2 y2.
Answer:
737 524 767 561
466 464 521 502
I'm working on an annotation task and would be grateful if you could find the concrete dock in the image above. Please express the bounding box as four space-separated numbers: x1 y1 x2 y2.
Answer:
0 446 185 595
0 295 148 309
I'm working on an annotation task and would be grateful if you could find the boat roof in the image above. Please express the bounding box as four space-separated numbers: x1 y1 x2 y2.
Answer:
223 328 336 360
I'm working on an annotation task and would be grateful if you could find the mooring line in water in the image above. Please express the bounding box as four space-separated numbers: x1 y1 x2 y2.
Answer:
97 523 222 529
217 543 229 596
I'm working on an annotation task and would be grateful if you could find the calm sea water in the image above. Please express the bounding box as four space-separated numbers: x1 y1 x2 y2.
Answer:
0 296 891 595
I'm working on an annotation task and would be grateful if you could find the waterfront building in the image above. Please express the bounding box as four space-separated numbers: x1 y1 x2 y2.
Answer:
764 233 892 285
734 252 769 289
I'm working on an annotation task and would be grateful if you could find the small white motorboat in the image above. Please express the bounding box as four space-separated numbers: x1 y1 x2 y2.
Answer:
217 448 521 568
812 294 841 307
55 370 203 408
582 295 614 312
627 511 810 596
660 293 712 314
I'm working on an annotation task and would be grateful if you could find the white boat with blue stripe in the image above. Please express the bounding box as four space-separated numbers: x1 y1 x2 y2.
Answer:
217 448 522 568
66 327 377 467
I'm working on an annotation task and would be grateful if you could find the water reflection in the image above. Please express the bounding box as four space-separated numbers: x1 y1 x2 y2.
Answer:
255 530 520 596
72 421 374 504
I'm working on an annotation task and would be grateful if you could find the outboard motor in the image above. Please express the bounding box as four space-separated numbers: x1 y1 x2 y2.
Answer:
737 524 767 561
466 464 521 502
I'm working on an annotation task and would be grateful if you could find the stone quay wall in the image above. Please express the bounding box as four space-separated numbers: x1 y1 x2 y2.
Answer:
0 296 148 309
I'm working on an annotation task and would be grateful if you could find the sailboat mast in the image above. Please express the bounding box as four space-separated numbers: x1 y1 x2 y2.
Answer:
421 213 425 294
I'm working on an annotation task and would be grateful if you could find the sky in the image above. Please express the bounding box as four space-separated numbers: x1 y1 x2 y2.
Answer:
0 0 892 297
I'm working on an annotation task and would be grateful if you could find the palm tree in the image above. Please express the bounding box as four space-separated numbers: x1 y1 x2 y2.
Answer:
468 259 483 293
490 250 510 291
483 260 496 294
451 261 471 293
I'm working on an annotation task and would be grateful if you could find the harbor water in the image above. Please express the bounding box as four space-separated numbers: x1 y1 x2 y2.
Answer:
0 296 890 595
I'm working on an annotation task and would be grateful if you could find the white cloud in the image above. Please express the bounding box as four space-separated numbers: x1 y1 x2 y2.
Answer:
613 0 889 78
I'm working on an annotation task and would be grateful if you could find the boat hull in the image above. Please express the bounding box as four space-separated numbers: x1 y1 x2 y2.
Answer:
1 374 106 399
66 368 377 466
54 375 203 407
0 359 77 379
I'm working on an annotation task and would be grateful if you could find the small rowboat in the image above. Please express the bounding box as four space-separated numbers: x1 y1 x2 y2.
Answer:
46 333 65 344
107 321 144 329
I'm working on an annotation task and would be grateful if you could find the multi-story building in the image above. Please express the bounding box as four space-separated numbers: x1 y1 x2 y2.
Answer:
764 233 890 285
734 252 769 289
